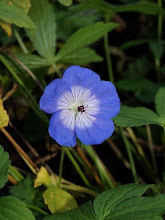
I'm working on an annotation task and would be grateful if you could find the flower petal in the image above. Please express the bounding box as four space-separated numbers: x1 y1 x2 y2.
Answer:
39 79 73 114
63 65 101 88
49 110 76 147
89 81 120 119
75 113 115 145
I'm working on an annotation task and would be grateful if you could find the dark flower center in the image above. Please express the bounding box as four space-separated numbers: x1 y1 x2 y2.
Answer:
78 105 85 113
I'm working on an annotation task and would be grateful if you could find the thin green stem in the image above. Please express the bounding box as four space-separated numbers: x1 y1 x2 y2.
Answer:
14 29 29 54
104 33 115 84
65 149 91 188
158 0 163 41
58 146 66 187
120 128 138 183
26 205 49 216
9 165 24 182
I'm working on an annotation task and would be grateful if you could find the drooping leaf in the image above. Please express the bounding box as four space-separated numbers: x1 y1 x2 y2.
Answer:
0 196 35 220
57 0 73 7
0 1 36 29
0 19 12 38
0 145 10 189
155 87 165 124
3 0 31 14
56 47 103 65
43 186 78 214
10 175 36 204
0 97 9 129
113 105 163 127
55 22 119 62
34 166 52 188
26 0 56 63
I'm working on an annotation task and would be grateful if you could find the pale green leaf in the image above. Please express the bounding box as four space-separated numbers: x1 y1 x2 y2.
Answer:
155 87 165 124
57 0 73 7
56 47 103 65
0 1 36 29
149 41 164 61
26 0 56 63
55 22 119 62
43 186 78 213
0 196 35 220
113 105 163 127
0 97 9 129
0 145 10 189
93 184 152 220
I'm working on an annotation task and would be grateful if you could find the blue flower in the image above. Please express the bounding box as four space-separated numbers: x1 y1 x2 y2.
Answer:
40 66 120 147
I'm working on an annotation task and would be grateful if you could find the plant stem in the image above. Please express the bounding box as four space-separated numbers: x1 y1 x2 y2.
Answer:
52 63 62 78
9 165 24 182
120 128 138 183
14 29 29 54
58 146 66 187
104 33 115 84
158 0 162 41
26 205 49 216
65 149 91 188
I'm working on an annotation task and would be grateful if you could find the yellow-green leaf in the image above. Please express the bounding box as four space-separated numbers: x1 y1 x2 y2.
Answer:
0 97 9 129
0 19 12 37
34 166 52 188
3 0 31 14
43 186 78 214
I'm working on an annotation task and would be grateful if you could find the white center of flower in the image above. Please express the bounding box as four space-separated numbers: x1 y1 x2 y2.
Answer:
57 85 100 129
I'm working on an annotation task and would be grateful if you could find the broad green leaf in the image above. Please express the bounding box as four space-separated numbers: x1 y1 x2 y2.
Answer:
57 0 73 7
107 195 165 220
3 0 31 14
55 22 119 62
113 105 163 127
0 1 36 29
43 186 78 213
0 97 9 129
26 0 56 63
0 19 12 38
0 145 10 189
43 201 95 220
0 196 35 220
155 87 165 124
15 53 50 70
10 175 36 204
93 184 152 220
56 47 103 65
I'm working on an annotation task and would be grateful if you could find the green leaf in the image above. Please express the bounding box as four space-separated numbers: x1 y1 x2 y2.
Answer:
3 0 31 14
0 1 36 29
113 105 162 127
43 186 78 214
149 41 164 61
93 184 152 220
10 175 36 204
55 22 119 62
155 87 165 124
15 53 50 70
0 196 35 220
57 0 73 7
107 195 165 220
56 47 103 65
43 201 95 220
26 0 56 63
0 145 10 189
